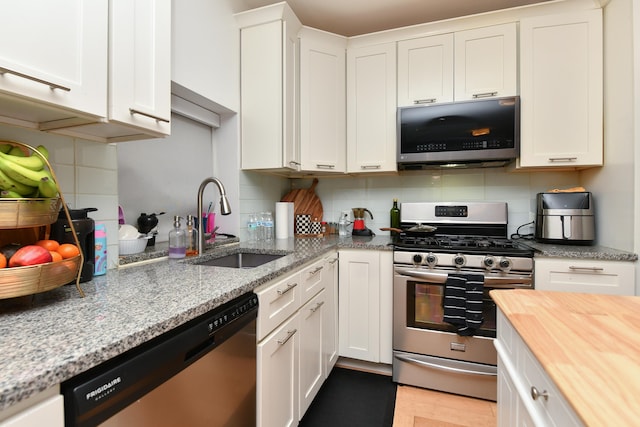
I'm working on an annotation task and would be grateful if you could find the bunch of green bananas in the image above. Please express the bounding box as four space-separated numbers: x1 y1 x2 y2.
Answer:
0 143 58 199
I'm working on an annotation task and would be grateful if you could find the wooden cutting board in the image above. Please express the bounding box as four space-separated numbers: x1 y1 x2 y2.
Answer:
281 178 323 222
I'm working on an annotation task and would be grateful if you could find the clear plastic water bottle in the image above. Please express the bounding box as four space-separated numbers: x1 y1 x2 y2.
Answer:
263 211 274 241
247 213 258 241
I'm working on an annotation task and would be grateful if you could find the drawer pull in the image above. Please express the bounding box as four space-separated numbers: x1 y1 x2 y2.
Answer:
289 161 301 166
309 266 323 276
329 258 338 265
414 98 436 104
129 108 170 123
568 266 604 272
472 91 497 99
277 282 297 296
310 301 325 313
0 66 71 91
316 164 335 169
548 157 577 162
277 329 297 346
530 386 549 401
361 165 381 170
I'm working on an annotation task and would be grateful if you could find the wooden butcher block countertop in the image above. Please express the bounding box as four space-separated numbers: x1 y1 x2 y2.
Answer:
491 289 640 426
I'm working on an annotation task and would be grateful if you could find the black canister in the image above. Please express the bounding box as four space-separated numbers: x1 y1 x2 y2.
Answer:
50 208 97 283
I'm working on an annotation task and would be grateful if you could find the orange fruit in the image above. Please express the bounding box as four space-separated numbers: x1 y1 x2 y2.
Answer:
0 253 6 268
35 239 60 252
49 251 63 262
57 243 80 259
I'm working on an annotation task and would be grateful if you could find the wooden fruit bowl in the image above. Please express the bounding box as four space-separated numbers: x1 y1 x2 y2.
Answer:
0 254 81 299
0 197 61 229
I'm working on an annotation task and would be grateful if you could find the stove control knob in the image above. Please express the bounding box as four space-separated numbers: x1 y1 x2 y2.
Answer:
483 256 496 270
499 257 513 272
453 254 466 268
425 253 438 268
412 254 423 265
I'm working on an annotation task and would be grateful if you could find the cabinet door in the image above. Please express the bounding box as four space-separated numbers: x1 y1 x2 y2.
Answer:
257 314 299 427
338 249 381 362
534 257 635 296
397 34 454 107
0 395 63 427
0 1 107 123
109 0 171 137
322 254 339 374
240 19 299 171
346 43 397 173
519 10 602 168
299 28 346 173
298 290 326 418
454 23 517 101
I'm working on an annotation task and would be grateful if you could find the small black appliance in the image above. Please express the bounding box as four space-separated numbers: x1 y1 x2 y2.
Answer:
50 207 97 283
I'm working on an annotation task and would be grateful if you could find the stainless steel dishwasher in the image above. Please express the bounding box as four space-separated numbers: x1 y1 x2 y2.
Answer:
63 292 258 427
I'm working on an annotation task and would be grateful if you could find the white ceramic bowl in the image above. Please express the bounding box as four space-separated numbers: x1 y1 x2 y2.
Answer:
119 237 149 255
119 224 142 240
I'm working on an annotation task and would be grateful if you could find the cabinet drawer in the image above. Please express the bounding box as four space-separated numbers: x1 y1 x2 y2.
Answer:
299 259 325 304
534 258 635 295
520 345 582 426
256 272 301 341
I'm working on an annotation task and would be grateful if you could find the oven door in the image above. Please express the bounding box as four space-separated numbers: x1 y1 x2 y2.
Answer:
393 265 532 365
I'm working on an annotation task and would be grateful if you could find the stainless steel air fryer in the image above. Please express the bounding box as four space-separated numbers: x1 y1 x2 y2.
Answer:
535 192 594 245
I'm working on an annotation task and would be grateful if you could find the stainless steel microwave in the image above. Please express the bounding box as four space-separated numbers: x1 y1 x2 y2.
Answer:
397 96 520 169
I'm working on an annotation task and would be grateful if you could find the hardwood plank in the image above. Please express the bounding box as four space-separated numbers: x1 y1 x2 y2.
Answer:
393 385 496 427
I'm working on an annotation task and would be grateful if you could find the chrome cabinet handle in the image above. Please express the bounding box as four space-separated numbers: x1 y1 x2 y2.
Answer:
316 164 335 169
360 165 381 169
530 386 549 401
548 157 577 162
310 301 325 313
328 258 338 265
0 66 71 91
414 98 436 104
277 282 297 296
276 329 297 345
472 91 497 99
569 266 604 272
129 108 170 123
309 266 323 276
289 161 301 166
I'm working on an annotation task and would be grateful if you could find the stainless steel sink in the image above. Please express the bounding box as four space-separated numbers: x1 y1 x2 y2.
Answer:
195 252 285 269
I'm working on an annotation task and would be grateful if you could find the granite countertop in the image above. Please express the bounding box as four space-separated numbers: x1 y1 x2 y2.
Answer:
519 240 638 262
492 289 640 426
0 235 392 412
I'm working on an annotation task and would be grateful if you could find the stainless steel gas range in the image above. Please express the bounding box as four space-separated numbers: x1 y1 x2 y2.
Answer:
392 202 534 401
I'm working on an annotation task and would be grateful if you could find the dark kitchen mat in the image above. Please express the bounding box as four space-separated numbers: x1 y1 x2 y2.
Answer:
299 367 397 427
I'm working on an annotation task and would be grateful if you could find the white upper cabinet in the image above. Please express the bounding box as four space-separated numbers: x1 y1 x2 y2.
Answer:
397 33 454 107
53 0 172 142
299 27 347 173
0 0 108 128
238 3 302 171
453 23 517 101
346 42 397 173
518 9 603 168
397 23 516 107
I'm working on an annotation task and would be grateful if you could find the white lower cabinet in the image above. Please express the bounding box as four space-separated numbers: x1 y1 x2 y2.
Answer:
0 388 63 427
257 312 300 427
534 257 635 295
298 289 326 416
255 252 338 427
495 309 583 427
338 249 393 364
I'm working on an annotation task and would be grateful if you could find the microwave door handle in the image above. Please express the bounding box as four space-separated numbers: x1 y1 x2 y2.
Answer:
394 267 532 287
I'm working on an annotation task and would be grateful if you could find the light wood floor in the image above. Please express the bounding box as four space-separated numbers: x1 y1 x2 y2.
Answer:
393 385 497 427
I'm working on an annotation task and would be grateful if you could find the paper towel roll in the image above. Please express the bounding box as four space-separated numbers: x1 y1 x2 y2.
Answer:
276 202 293 239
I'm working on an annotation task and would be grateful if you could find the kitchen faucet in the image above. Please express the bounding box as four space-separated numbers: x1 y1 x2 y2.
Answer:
197 177 232 255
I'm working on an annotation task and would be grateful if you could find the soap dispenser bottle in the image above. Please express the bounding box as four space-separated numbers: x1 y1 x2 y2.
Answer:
185 214 199 257
168 216 186 259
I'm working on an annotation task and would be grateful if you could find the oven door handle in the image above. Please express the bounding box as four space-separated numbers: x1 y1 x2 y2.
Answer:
394 267 532 288
394 353 497 377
